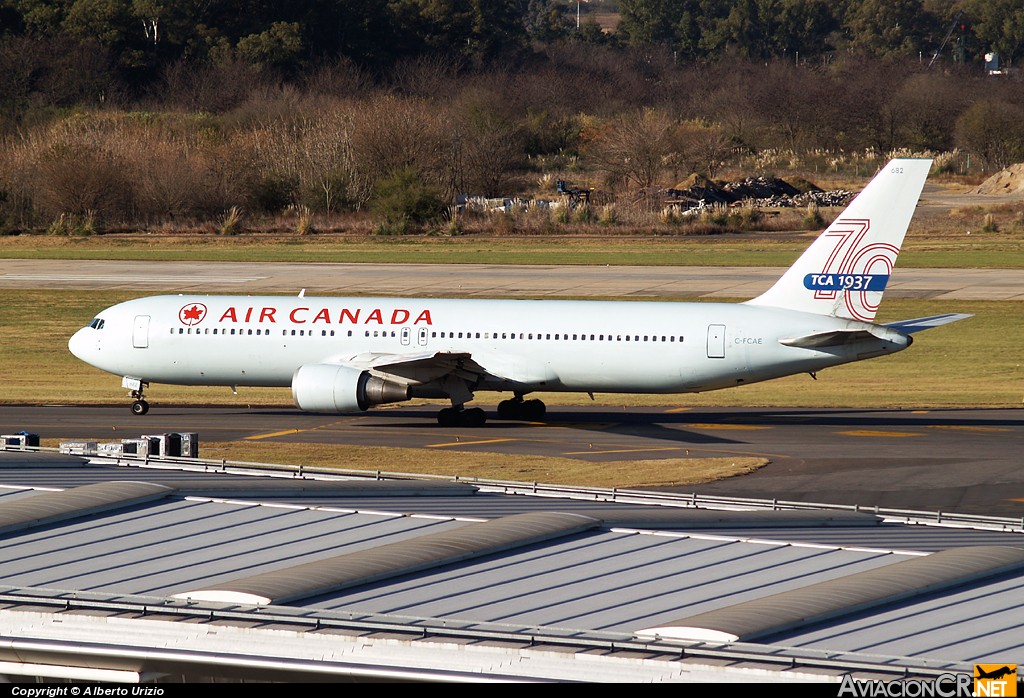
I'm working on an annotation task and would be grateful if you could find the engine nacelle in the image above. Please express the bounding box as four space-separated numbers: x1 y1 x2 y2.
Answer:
292 363 408 413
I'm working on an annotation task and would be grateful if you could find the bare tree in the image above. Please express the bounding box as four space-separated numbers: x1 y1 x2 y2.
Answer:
584 108 676 189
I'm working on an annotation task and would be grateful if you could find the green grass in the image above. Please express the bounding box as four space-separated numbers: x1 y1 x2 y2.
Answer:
1 289 1018 409
2 231 1023 267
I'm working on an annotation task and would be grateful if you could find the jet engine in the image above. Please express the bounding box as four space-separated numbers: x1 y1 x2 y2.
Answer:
292 364 408 413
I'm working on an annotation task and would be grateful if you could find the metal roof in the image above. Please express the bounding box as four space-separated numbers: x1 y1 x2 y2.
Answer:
0 448 1021 682
637 546 1024 642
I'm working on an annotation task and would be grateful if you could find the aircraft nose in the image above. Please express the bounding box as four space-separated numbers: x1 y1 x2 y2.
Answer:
68 327 93 362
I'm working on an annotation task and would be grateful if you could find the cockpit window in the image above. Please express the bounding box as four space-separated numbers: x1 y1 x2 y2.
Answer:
88 318 105 330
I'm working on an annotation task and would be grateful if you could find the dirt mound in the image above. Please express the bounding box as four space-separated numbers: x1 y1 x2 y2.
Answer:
970 163 1024 195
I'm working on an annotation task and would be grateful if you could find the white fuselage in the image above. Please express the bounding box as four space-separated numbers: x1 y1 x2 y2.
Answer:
68 294 909 397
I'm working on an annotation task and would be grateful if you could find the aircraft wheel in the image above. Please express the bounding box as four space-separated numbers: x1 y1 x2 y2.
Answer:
437 407 457 427
497 399 518 420
522 399 546 420
131 399 149 416
460 407 487 427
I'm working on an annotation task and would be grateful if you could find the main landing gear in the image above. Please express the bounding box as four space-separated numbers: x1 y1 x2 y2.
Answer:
497 396 546 421
434 398 547 426
437 406 486 427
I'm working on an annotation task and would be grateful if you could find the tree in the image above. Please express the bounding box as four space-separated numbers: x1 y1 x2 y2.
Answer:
963 0 1024 66
236 21 302 72
387 0 526 65
584 108 677 189
956 100 1024 172
842 0 934 57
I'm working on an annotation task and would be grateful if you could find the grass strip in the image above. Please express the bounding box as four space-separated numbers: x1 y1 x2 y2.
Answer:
190 441 770 489
2 232 1023 268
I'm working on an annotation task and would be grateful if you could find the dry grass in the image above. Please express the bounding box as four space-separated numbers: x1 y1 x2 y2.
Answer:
196 441 769 488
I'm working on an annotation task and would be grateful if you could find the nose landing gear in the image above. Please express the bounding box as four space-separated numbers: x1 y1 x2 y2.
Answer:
123 377 150 416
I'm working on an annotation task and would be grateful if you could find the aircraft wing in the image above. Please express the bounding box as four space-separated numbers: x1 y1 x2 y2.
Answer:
883 313 973 334
337 351 508 383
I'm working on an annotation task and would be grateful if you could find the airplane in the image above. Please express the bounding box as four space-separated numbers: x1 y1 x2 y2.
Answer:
975 666 1016 681
69 158 969 426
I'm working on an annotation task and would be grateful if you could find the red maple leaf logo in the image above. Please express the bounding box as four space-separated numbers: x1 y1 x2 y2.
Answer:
178 303 208 326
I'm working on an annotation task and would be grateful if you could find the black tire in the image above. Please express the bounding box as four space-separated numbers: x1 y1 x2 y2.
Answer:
497 399 518 420
131 400 149 416
437 407 457 427
522 399 546 420
460 407 487 427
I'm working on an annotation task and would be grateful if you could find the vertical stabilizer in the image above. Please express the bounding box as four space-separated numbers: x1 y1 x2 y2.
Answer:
746 159 931 321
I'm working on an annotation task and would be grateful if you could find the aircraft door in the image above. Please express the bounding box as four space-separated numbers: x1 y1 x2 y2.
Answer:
132 315 151 349
401 327 411 346
417 327 428 346
707 324 726 359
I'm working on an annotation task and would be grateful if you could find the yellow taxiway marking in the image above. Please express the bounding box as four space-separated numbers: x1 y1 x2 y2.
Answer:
837 430 924 438
245 428 304 440
927 425 1010 433
664 407 692 413
245 418 363 440
563 447 681 455
911 410 930 414
684 423 770 430
538 422 614 431
426 438 515 449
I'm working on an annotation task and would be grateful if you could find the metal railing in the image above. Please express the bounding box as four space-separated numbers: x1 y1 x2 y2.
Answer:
6 444 1024 533
0 585 972 680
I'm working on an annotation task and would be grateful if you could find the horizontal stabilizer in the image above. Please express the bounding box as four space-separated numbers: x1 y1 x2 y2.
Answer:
779 329 881 348
883 313 972 334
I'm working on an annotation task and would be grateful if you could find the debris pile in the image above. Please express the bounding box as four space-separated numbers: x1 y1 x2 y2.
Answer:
666 175 852 210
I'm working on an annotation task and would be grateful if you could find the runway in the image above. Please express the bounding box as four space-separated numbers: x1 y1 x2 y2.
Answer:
4 405 1023 517
3 259 1024 299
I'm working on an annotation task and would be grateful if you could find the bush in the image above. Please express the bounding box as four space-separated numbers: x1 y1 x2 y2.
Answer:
46 211 97 236
219 206 245 235
369 166 446 234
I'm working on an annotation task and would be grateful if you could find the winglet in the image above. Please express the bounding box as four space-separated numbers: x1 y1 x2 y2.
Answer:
746 159 932 321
